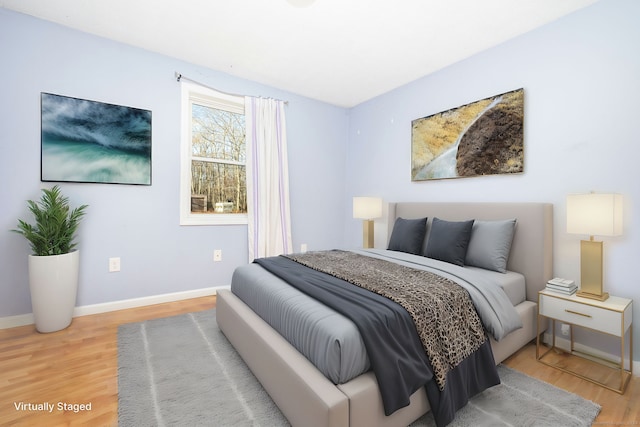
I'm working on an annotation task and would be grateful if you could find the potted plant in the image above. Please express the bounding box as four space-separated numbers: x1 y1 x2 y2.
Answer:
12 185 88 333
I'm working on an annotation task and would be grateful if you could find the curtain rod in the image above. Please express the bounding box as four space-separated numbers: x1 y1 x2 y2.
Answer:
175 72 288 105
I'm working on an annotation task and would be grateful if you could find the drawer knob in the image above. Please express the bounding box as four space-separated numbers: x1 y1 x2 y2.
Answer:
565 309 591 318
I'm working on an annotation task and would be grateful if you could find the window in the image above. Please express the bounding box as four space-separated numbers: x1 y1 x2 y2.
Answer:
180 81 247 225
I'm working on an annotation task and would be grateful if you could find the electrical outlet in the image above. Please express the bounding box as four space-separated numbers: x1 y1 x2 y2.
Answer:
561 323 570 336
300 243 308 253
213 250 222 262
109 257 121 272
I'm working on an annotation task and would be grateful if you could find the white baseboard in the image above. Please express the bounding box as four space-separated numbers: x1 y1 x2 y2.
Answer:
541 332 639 377
0 313 34 330
0 286 229 330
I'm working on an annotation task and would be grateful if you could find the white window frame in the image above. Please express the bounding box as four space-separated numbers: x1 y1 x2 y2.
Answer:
180 81 248 225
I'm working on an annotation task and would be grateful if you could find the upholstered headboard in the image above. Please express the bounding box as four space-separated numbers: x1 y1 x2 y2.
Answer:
387 202 553 302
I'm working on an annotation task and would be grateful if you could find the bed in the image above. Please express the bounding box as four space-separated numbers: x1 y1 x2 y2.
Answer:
217 202 553 427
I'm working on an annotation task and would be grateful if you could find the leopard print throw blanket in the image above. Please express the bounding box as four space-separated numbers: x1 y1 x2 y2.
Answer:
285 250 486 391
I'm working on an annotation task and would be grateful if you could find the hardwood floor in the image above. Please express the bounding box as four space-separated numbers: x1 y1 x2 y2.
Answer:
0 296 215 427
502 345 640 427
0 295 637 426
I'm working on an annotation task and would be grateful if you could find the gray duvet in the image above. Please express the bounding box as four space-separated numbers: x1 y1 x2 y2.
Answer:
230 249 524 385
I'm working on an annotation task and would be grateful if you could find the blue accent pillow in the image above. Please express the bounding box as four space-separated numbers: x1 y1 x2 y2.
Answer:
387 217 427 255
425 218 474 266
465 219 516 273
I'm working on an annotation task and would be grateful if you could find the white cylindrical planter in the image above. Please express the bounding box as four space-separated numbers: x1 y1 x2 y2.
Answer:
28 250 80 333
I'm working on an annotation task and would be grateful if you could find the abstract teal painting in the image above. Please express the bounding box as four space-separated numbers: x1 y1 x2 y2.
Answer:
41 93 152 185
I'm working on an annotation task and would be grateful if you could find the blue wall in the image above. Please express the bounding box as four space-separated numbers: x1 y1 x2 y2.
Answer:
1 0 638 362
0 8 348 317
345 0 639 360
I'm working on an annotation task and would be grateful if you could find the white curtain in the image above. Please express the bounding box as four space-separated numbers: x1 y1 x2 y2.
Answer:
245 96 292 262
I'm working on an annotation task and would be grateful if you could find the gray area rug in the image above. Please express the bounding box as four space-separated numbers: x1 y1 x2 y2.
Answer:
410 364 601 427
118 310 600 427
118 310 288 426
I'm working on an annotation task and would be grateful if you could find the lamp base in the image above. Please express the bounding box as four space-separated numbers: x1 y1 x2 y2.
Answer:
578 239 608 301
362 220 374 248
576 290 609 301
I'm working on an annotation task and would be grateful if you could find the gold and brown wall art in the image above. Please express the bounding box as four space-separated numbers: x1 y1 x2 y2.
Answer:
411 88 524 181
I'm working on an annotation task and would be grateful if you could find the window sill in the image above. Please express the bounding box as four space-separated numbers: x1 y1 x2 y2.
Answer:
180 213 248 226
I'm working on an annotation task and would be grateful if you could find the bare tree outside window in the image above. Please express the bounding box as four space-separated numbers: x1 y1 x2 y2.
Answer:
190 103 246 214
180 81 247 226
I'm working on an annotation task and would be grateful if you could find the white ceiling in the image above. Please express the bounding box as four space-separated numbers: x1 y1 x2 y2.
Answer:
1 0 599 107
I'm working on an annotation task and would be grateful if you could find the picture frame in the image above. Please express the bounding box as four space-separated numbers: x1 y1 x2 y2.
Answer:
41 92 152 185
411 88 524 181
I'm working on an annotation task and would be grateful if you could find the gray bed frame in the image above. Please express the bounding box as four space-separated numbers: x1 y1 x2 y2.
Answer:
217 202 553 427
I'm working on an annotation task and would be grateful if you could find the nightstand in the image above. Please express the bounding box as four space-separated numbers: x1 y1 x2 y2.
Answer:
536 289 633 393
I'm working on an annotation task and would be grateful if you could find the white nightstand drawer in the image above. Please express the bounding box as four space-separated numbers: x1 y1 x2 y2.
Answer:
539 293 622 336
537 289 633 393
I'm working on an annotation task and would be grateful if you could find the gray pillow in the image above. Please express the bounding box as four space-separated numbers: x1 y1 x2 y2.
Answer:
425 218 474 266
465 219 516 273
387 217 427 255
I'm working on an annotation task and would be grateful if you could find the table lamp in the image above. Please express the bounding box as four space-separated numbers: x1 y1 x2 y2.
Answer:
353 197 382 248
566 192 622 301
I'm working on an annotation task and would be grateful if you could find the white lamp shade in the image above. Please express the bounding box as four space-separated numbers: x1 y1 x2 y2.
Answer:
566 193 623 237
353 197 382 219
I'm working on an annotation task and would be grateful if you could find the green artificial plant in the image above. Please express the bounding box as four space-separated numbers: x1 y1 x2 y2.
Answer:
12 186 88 256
